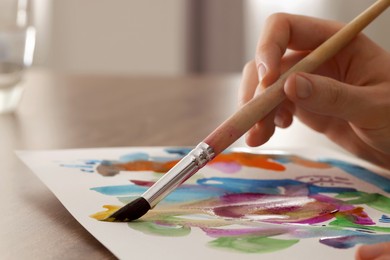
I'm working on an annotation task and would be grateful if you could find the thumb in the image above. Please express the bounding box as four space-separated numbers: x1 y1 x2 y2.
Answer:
284 73 369 123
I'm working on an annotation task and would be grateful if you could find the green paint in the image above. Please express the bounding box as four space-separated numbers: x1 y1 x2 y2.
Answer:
128 221 191 237
336 192 390 214
208 236 299 253
329 218 390 233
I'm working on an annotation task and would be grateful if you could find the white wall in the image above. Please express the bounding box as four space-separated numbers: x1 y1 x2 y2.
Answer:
244 0 390 61
32 0 51 67
32 1 389 75
33 0 189 75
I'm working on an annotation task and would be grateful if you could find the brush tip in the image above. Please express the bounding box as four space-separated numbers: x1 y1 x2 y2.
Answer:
105 197 151 222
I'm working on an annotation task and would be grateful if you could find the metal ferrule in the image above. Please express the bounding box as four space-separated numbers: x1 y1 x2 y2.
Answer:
142 142 215 208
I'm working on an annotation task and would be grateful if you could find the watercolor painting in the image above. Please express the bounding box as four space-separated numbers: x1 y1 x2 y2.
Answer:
18 147 390 260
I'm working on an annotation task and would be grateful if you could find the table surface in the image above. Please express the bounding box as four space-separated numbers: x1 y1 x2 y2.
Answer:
3 69 380 259
0 69 243 259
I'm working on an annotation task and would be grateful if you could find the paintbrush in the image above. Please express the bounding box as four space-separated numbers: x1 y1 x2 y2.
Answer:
106 0 390 222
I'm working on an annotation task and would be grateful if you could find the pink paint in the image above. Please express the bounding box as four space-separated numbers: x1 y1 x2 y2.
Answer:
130 180 154 187
208 162 242 173
199 193 340 224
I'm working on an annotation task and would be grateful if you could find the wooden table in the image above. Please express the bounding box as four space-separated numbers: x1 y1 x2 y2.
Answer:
0 69 241 259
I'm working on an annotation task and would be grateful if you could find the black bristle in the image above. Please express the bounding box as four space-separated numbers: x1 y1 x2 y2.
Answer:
105 197 151 222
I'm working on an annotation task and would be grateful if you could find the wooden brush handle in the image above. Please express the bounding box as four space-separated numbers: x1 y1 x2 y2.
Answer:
204 0 390 155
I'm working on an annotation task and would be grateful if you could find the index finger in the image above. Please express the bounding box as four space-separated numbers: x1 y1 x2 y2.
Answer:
256 13 344 87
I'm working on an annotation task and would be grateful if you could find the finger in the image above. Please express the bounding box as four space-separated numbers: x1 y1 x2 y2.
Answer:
256 13 344 87
242 78 277 146
237 60 276 146
291 104 390 168
274 100 294 129
246 49 305 144
238 60 259 107
246 112 277 147
284 72 389 128
356 242 390 260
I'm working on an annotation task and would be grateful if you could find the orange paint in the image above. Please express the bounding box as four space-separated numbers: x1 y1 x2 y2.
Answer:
212 152 285 171
118 160 180 173
106 152 286 174
290 156 331 169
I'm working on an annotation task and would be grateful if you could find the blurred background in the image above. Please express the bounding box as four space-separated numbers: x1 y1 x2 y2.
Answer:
32 0 390 76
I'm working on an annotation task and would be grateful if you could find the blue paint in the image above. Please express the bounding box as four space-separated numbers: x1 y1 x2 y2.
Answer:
379 215 390 223
323 159 390 193
197 177 356 195
118 151 182 163
84 160 102 165
91 183 227 203
270 157 291 164
320 234 390 249
100 160 114 166
91 184 146 196
149 156 179 162
118 153 150 162
81 169 94 173
60 164 93 169
164 147 233 157
165 148 191 157
91 177 357 205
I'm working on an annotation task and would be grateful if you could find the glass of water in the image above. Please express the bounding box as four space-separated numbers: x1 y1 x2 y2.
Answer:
0 0 35 114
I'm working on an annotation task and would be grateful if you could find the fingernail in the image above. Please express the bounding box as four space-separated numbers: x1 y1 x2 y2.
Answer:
359 244 385 260
274 114 285 128
295 75 312 99
274 110 285 128
257 63 266 82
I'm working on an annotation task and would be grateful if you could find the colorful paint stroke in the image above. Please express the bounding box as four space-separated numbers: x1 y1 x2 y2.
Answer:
62 148 390 254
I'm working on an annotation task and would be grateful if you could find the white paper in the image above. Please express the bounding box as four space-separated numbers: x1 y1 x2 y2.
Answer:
17 147 390 260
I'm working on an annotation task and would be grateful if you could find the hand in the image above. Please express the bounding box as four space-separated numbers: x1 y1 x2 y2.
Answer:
356 242 390 260
239 13 390 169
